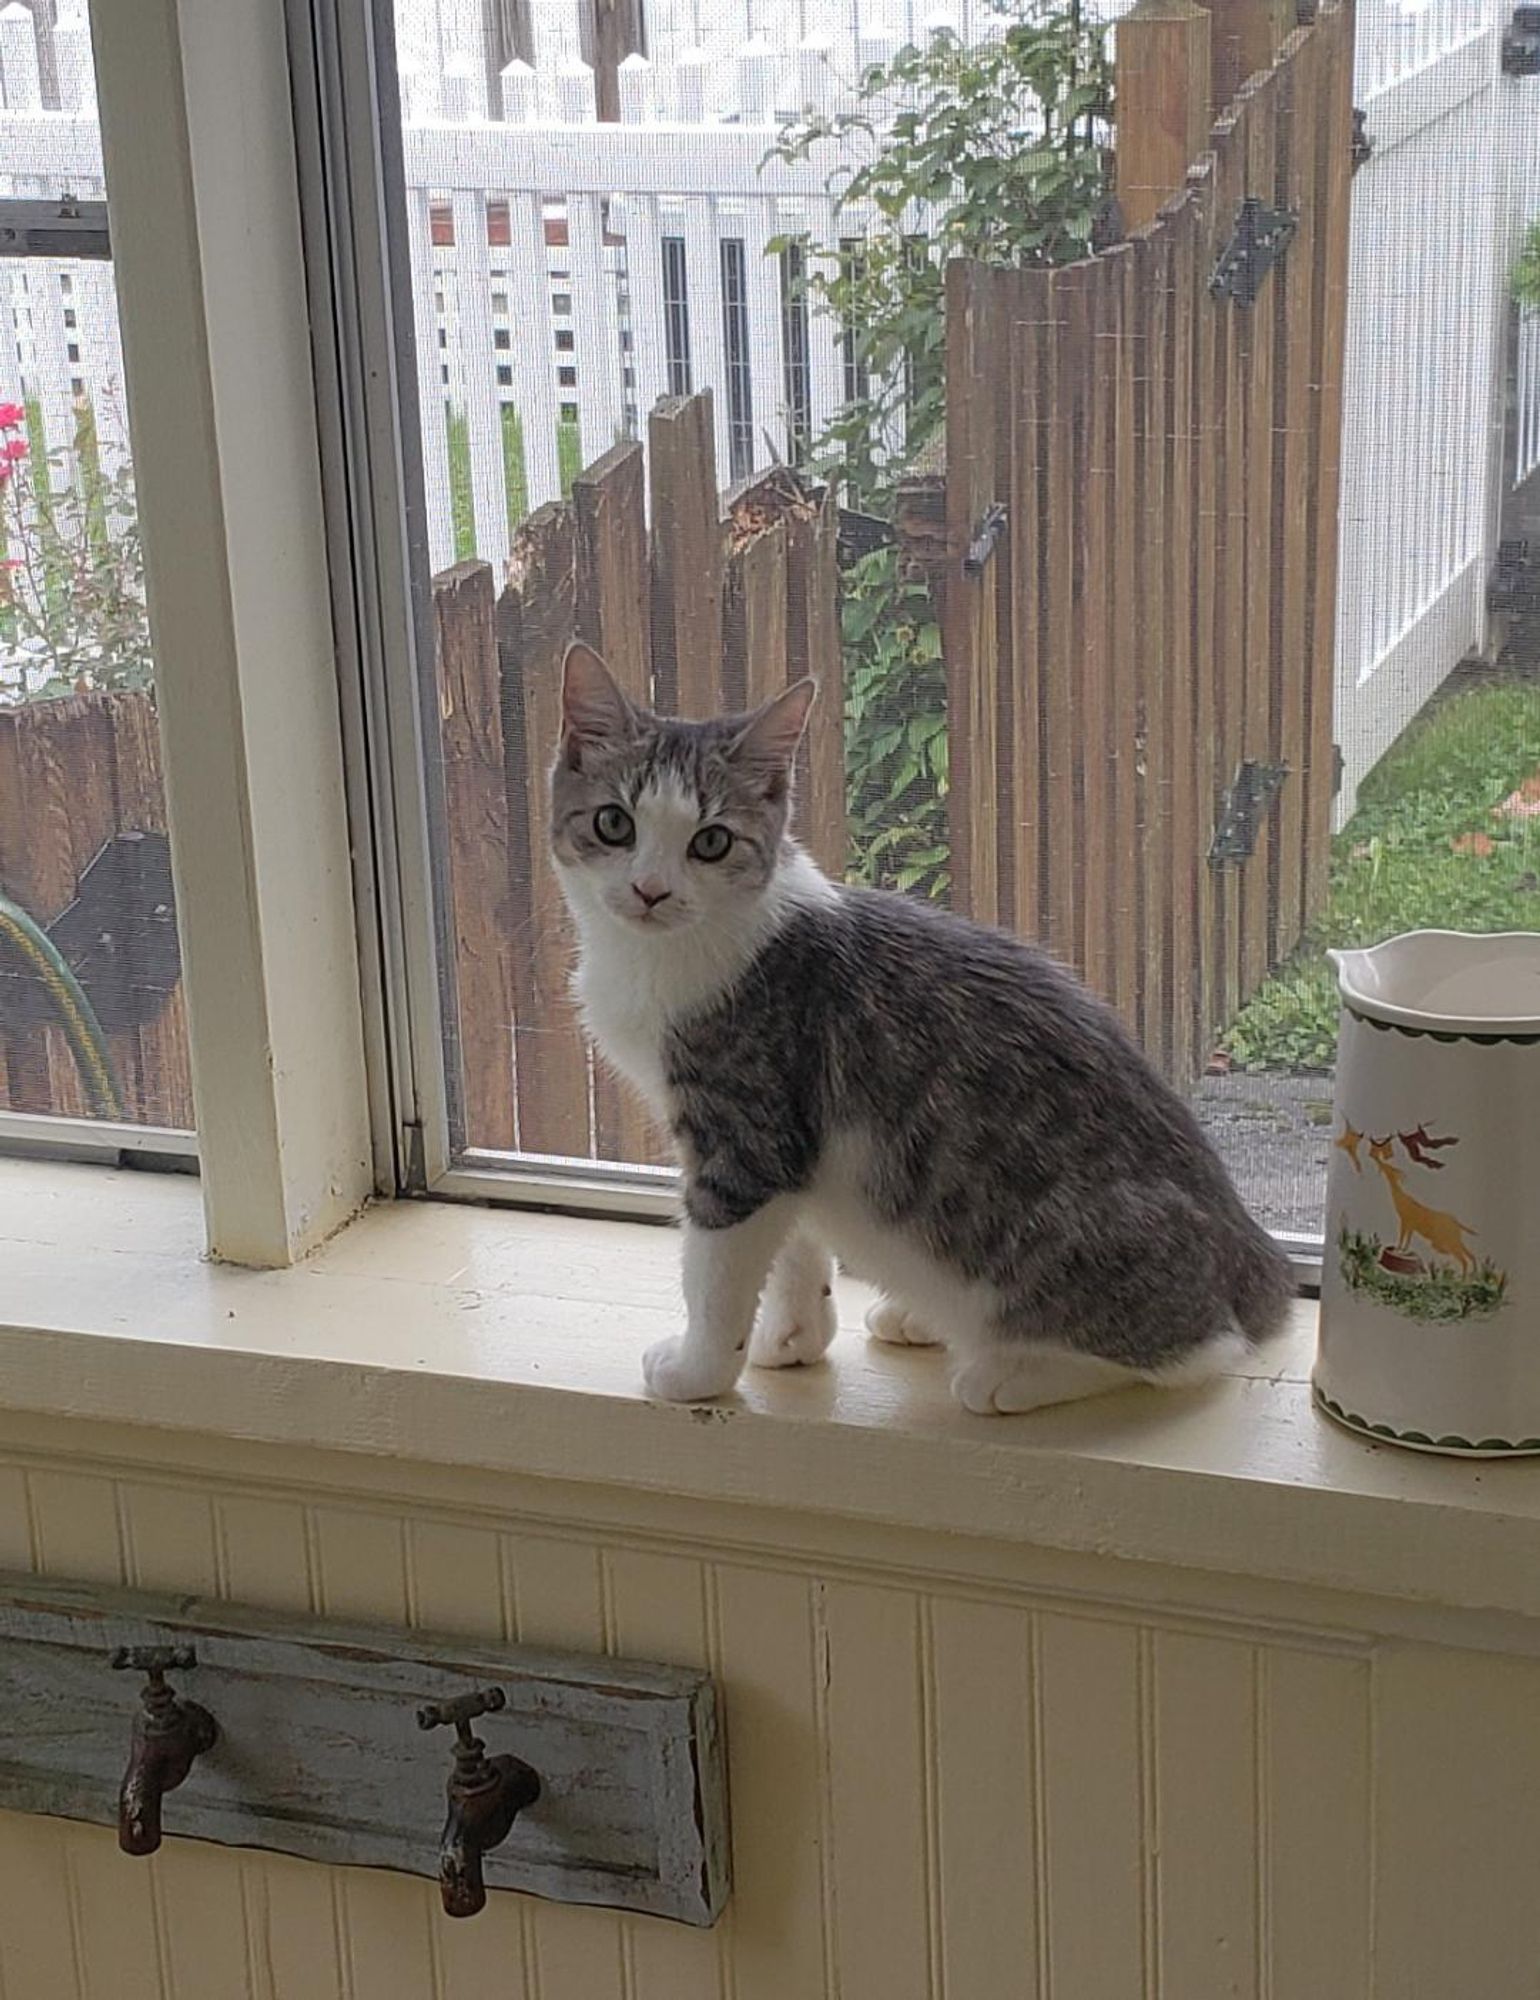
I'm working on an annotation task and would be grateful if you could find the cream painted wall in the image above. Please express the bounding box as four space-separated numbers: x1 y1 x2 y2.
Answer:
2 1421 1539 2000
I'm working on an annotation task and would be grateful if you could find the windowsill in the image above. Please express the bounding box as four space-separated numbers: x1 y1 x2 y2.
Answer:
4 1157 1540 1622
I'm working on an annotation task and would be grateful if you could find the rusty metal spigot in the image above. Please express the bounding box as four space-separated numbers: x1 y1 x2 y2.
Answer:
111 1644 219 1856
417 1686 540 1918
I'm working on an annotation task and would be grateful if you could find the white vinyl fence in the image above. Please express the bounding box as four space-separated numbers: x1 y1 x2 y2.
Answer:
1333 0 1540 816
0 0 1537 810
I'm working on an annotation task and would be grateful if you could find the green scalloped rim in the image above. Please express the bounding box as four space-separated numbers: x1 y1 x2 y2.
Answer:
1344 1002 1540 1047
1313 1384 1540 1454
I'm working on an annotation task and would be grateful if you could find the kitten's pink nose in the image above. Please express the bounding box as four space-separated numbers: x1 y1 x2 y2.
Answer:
631 878 671 910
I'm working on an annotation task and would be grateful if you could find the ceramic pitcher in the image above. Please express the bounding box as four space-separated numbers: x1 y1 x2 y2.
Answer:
1314 930 1540 1455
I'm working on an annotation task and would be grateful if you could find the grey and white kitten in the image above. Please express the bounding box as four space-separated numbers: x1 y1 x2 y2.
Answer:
552 642 1291 1415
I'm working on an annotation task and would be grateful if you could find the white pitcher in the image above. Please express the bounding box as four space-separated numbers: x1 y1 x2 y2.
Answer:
1314 930 1540 1455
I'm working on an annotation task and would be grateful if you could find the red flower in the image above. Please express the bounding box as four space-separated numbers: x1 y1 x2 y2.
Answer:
0 463 13 486
0 402 24 430
3 437 28 461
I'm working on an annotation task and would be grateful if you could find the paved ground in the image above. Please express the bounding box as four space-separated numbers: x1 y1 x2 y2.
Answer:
1191 1070 1334 1239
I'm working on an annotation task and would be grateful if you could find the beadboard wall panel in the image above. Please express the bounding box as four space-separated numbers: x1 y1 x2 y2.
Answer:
0 1445 1534 1999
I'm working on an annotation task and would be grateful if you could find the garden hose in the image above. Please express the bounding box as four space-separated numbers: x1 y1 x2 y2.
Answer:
0 889 123 1120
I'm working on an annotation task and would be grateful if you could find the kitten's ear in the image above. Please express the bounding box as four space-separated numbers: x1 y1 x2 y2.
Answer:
729 678 816 794
561 641 634 764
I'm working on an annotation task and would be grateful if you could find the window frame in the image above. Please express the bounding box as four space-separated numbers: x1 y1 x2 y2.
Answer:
56 0 374 1266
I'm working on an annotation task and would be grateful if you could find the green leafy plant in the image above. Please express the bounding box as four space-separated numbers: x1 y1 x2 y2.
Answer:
842 544 950 897
1514 218 1540 310
768 1 1110 506
0 399 153 703
766 1 1110 901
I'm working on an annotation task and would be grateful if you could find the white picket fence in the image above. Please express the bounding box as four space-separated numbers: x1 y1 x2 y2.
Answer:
399 0 1012 571
0 0 1537 808
1333 0 1540 816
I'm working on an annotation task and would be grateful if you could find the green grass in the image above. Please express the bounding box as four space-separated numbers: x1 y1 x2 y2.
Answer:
447 404 475 562
501 406 529 530
445 404 553 554
1223 679 1540 1072
556 418 582 500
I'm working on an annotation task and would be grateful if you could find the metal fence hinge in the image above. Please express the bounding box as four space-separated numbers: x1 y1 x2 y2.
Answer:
1501 5 1540 73
1332 743 1345 798
1209 199 1297 308
1351 108 1373 173
962 503 1007 577
1209 760 1289 868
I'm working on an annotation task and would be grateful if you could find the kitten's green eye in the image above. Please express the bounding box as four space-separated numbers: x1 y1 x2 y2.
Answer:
593 804 634 847
689 824 733 863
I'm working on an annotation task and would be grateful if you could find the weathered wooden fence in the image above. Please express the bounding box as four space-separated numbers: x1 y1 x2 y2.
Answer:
914 0 1352 1090
0 393 839 1156
0 690 192 1128
435 390 845 1161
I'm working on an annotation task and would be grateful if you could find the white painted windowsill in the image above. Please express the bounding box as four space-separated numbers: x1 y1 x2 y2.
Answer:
5 1157 1540 1622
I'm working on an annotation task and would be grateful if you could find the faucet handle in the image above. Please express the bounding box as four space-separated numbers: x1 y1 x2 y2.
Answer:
417 1686 506 1737
112 1644 198 1679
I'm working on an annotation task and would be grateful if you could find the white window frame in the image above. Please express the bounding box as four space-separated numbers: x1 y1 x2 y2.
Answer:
80 0 373 1266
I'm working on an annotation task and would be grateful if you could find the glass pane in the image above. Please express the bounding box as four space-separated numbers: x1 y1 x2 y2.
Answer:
0 8 191 1134
387 0 1539 1241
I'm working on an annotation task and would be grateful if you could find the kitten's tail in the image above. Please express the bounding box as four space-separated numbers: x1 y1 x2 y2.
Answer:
1230 1223 1294 1347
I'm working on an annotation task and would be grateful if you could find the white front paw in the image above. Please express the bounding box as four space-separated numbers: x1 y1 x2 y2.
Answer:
642 1335 741 1404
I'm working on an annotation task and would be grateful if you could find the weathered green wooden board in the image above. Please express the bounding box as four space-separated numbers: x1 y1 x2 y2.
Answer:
0 1571 728 1925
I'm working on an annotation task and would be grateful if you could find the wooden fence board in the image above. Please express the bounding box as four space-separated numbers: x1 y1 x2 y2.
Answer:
573 443 666 1165
649 393 725 719
1079 254 1115 1000
1042 262 1087 969
435 561 518 1156
1202 0 1291 113
1305 0 1352 919
1165 203 1201 1085
1107 247 1141 1038
574 441 653 707
1211 109 1249 1042
1240 67 1282 999
1007 270 1048 943
1272 29 1319 961
725 514 790 715
1132 228 1171 1071
1187 160 1221 1077
943 257 1006 928
785 487 846 880
501 503 592 1159
105 691 192 1132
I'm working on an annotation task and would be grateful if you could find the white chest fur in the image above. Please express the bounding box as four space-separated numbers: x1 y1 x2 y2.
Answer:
564 848 839 1123
573 947 672 1116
